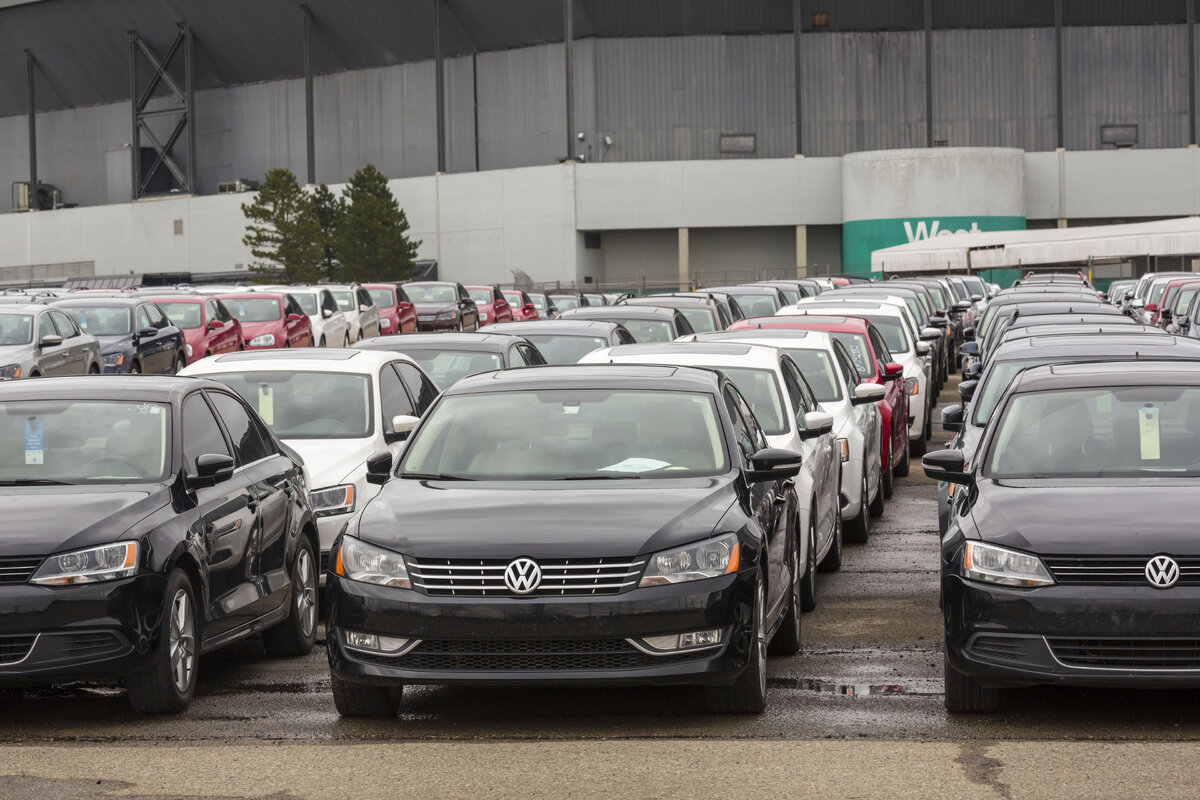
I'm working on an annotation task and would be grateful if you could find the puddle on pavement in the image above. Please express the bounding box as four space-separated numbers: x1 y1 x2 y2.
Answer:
769 677 938 697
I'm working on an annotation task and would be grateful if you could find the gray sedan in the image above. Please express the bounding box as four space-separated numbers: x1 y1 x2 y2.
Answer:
0 304 101 380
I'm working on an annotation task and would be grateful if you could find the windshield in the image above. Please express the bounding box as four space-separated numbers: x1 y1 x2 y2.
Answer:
614 319 673 342
785 348 842 402
209 372 372 439
0 314 33 345
523 334 608 363
368 289 394 309
156 302 203 329
584 294 606 305
987 386 1200 479
1177 287 1199 315
0 400 170 483
224 297 282 323
829 332 873 379
65 306 131 336
291 294 319 316
866 317 910 353
401 389 727 479
550 295 580 311
406 285 457 304
961 277 987 297
727 293 779 317
1149 283 1167 305
528 294 548 310
677 307 716 333
778 288 800 304
467 289 493 304
720 367 787 435
925 285 948 308
972 357 1060 426
503 292 524 307
408 350 503 386
331 291 355 311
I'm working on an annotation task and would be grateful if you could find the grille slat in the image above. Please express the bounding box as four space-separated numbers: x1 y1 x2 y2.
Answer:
408 557 646 597
1049 637 1200 669
0 634 37 664
1045 555 1200 586
355 638 703 671
0 557 41 586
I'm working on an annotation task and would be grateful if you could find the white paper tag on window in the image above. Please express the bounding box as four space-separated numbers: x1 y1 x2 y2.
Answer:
1139 407 1161 460
24 419 43 465
600 458 671 473
258 385 274 425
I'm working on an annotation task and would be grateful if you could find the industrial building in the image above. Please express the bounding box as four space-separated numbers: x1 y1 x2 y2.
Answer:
2 0 1200 288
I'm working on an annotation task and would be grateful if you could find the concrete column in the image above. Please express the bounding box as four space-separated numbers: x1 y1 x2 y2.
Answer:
795 225 808 278
677 228 690 291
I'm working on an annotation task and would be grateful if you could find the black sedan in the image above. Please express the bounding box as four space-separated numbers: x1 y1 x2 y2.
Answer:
480 320 635 363
927 360 1200 713
0 376 318 712
54 296 186 374
559 305 696 342
354 332 547 387
402 282 480 332
326 364 803 716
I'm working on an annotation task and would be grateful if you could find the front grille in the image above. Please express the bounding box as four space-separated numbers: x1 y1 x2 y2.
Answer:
408 557 647 597
59 632 123 660
356 638 702 671
1044 555 1200 586
970 635 1031 663
1048 637 1200 669
0 634 37 665
0 556 41 585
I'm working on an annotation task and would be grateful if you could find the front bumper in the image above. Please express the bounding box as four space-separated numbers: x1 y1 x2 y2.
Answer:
326 570 755 687
0 574 165 684
945 575 1200 688
416 318 461 332
838 458 865 520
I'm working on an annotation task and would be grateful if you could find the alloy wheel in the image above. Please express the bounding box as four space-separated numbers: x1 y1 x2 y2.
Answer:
754 579 767 698
168 589 195 694
295 549 317 639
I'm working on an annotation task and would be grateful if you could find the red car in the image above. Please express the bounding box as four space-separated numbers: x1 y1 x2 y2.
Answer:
1154 277 1200 327
219 292 313 350
363 283 418 336
466 285 514 327
145 294 243 364
730 314 911 489
502 289 541 321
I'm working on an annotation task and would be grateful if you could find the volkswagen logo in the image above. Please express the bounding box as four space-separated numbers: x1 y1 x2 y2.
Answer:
503 558 542 595
1145 555 1180 589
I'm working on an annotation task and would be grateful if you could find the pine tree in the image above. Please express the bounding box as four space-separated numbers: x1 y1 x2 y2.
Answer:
310 183 344 278
241 168 323 283
334 164 420 283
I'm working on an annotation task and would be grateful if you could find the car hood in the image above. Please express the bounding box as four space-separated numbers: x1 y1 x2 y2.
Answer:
0 484 170 556
356 476 739 558
0 344 34 364
93 334 132 353
240 320 282 338
412 302 458 316
284 438 374 488
969 482 1200 555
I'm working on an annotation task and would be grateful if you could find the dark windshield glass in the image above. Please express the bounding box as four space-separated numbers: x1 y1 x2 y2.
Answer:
523 334 608 363
721 367 786 435
972 358 1060 426
407 285 457 304
208 371 372 439
65 306 132 336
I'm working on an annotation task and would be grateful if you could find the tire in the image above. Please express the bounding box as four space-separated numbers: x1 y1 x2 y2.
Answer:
331 675 403 718
869 464 886 518
319 336 326 348
129 361 141 375
882 446 895 499
944 653 999 713
87 364 100 375
894 434 911 477
284 341 290 348
911 433 927 458
770 520 803 655
126 569 197 714
173 356 186 375
844 471 870 543
262 540 318 657
343 334 350 348
798 510 818 612
705 573 768 714
454 320 464 333
818 499 843 572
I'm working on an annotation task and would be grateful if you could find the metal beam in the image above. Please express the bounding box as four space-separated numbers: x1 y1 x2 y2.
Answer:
793 0 802 154
1190 0 1196 145
303 5 315 184
129 27 193 198
1055 0 1065 149
129 31 140 200
183 23 195 195
564 0 575 161
435 0 446 173
25 50 37 210
923 0 933 148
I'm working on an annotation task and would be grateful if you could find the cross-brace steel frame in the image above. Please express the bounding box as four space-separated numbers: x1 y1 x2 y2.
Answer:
129 24 195 198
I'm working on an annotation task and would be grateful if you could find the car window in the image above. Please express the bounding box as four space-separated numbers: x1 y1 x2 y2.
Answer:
208 391 271 465
182 393 232 474
867 326 893 372
832 341 860 388
395 287 411 305
380 364 417 421
784 347 842 403
204 300 218 325
395 362 440 412
720 367 787 436
38 313 57 342
357 288 373 307
322 291 339 314
520 344 546 365
48 310 81 340
828 332 872 379
723 386 758 462
213 300 233 323
508 345 527 367
781 358 814 422
136 305 154 332
616 329 637 345
150 304 171 329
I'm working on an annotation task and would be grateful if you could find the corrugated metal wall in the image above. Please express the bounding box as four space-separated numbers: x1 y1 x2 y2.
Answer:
475 43 566 170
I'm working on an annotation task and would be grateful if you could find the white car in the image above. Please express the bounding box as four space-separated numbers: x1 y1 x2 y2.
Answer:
580 341 847 609
180 349 439 573
673 329 886 545
321 283 381 343
780 299 937 454
262 286 351 348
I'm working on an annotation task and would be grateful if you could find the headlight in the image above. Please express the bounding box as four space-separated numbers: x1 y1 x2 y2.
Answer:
102 353 124 367
334 536 410 589
30 542 138 586
962 541 1054 587
0 364 20 380
906 377 919 396
836 438 849 462
436 310 459 320
185 343 193 358
639 533 740 587
309 484 355 517
380 318 392 329
249 334 276 347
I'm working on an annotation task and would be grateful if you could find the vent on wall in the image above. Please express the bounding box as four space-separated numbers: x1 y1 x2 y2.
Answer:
583 232 602 250
719 134 756 154
933 139 949 147
1101 125 1138 149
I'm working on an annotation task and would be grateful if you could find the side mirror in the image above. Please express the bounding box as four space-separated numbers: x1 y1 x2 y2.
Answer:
942 404 965 432
399 301 413 311
921 327 942 341
1178 316 1192 329
798 410 834 439
524 304 536 313
970 294 983 302
1133 298 1146 308
360 304 371 312
385 413 421 443
916 341 931 355
929 315 948 328
207 319 225 331
851 382 887 405
959 341 979 356
747 447 803 482
38 334 63 348
964 362 983 379
952 301 971 312
883 362 904 381
962 326 975 341
922 449 973 485
1146 302 1159 313
190 453 235 488
365 452 394 485
959 380 978 402
136 326 158 338
286 312 303 322
322 308 333 319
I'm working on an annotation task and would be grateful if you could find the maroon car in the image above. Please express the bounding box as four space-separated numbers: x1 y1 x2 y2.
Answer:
146 294 243 364
219 292 313 350
466 285 514 327
502 289 541 321
363 283 418 336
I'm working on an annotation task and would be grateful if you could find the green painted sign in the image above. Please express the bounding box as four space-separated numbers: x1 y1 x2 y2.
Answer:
842 215 1027 276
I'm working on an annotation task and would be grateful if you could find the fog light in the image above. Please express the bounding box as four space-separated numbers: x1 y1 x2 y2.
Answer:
342 630 416 654
635 629 725 654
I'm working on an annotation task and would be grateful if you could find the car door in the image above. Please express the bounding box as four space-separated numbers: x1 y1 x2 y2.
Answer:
394 287 417 332
181 391 260 639
47 310 89 374
207 389 297 617
203 300 229 355
134 304 170 373
834 341 878 476
148 303 182 371
867 325 904 460
357 287 380 337
455 284 478 330
320 291 348 344
284 296 310 347
783 357 837 548
394 360 440 415
212 299 241 353
34 311 70 376
379 364 420 459
492 285 511 321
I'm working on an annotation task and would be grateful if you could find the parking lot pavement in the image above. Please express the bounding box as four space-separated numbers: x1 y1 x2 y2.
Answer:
5 375 1200 797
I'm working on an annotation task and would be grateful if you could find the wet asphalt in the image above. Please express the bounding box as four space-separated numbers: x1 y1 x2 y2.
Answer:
4 374 1200 798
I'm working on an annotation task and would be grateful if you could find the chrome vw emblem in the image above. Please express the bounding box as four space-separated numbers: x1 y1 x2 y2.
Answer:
503 558 542 595
1145 555 1180 589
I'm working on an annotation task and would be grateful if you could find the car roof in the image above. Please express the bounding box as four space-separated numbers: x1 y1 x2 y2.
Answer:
53 296 147 307
0 303 47 313
1013 360 1200 393
404 281 455 287
590 342 786 368
561 306 677 320
218 292 286 300
702 285 780 295
0 374 224 403
990 334 1200 360
483 320 624 334
621 296 713 308
688 330 835 351
186 348 415 372
996 302 1122 317
743 314 869 331
355 332 525 352
445 363 721 395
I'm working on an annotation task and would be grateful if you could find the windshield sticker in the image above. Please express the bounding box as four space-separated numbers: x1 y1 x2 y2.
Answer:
1139 406 1161 460
258 385 274 425
600 457 671 473
24 418 43 465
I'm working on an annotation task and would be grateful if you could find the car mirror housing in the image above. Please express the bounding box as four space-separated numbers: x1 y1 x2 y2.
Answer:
883 362 904 380
365 451 394 485
959 380 978 402
747 447 803 483
286 313 303 323
798 411 834 439
360 304 371 313
952 301 971 312
916 341 932 355
322 308 333 319
920 327 943 341
942 404 965 432
962 326 975 341
959 341 979 356
190 453 235 488
207 319 225 331
922 449 973 485
851 383 887 405
38 334 63 348
385 414 421 444
929 315 948 328
136 326 158 338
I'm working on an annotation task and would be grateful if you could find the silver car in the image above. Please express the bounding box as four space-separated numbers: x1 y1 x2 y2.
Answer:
0 304 102 380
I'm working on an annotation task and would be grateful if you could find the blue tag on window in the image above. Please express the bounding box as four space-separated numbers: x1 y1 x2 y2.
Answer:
25 418 43 465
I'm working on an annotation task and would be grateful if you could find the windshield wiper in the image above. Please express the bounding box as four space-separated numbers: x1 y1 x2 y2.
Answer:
558 474 642 480
0 478 73 486
399 472 474 481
